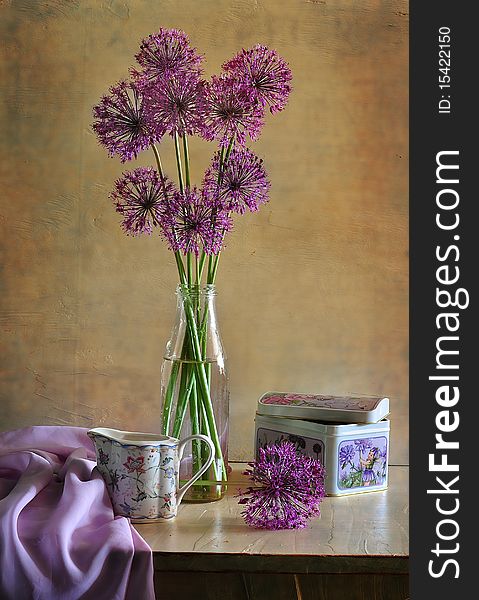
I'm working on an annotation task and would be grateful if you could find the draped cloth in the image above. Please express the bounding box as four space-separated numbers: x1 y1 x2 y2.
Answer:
0 426 155 600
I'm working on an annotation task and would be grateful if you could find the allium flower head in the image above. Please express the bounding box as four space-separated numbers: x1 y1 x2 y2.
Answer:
202 75 264 147
237 442 325 530
111 167 174 235
135 28 203 82
162 187 232 256
223 45 292 114
147 73 206 137
92 80 160 162
203 147 270 214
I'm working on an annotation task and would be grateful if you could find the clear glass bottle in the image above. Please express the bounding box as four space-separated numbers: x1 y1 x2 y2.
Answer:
160 284 229 502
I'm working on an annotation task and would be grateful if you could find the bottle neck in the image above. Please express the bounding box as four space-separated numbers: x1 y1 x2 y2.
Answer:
167 284 223 363
176 284 217 308
176 283 217 296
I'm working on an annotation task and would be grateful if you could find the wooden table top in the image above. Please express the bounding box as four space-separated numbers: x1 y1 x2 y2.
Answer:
135 464 409 575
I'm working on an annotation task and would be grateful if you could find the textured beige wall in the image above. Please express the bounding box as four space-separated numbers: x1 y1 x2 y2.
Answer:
0 0 409 463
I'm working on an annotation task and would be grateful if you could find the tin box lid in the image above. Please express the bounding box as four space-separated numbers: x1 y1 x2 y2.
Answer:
257 392 390 424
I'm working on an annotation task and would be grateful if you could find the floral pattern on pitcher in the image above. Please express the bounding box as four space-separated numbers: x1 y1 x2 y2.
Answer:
93 436 178 521
338 436 388 490
89 429 215 521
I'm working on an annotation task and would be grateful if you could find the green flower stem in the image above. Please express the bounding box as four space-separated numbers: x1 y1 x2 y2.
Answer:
200 314 211 394
198 252 206 280
161 250 187 433
223 136 235 168
162 288 225 482
209 252 221 284
199 394 212 468
198 287 211 389
161 127 227 483
206 136 236 285
195 399 217 486
199 398 211 438
161 360 180 435
151 143 187 287
205 141 228 283
195 255 201 287
151 144 164 178
195 397 213 480
206 257 211 282
216 144 226 184
204 360 212 419
174 132 184 194
173 133 193 289
175 252 187 285
172 364 196 438
182 136 193 288
171 308 197 440
186 253 193 286
197 289 212 439
172 310 196 438
194 366 222 482
207 255 214 283
189 379 202 474
182 135 191 188
172 363 190 437
182 293 226 479
165 285 197 441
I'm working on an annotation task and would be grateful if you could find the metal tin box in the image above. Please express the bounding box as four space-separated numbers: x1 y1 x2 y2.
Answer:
254 392 390 496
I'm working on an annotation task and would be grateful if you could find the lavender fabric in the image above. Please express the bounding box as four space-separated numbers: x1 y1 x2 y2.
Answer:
0 426 155 600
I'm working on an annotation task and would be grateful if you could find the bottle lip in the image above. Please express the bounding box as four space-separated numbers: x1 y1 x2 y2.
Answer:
176 283 217 297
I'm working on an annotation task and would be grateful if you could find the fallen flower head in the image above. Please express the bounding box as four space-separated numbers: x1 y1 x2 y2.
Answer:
237 441 325 530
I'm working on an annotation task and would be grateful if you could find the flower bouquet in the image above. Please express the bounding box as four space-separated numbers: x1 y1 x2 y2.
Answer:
93 29 292 501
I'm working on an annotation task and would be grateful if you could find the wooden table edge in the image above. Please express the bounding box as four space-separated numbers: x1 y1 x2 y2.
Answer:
151 552 409 575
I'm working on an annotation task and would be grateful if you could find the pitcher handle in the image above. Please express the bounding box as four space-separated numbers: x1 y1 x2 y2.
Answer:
176 434 215 504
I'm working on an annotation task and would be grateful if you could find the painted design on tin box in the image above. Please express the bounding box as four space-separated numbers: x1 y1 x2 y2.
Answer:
338 436 387 490
256 428 324 464
261 393 380 411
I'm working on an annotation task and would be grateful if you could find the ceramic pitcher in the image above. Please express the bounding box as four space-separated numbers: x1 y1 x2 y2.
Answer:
87 428 215 522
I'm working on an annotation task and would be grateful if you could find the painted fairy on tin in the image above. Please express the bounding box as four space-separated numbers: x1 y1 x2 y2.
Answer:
338 437 387 490
359 447 380 487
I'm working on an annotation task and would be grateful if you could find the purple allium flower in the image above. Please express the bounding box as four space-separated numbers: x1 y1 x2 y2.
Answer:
237 442 325 530
92 80 160 162
134 28 203 83
203 147 270 214
147 73 206 137
202 75 264 147
223 45 292 114
111 167 174 235
339 444 356 467
162 187 232 256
